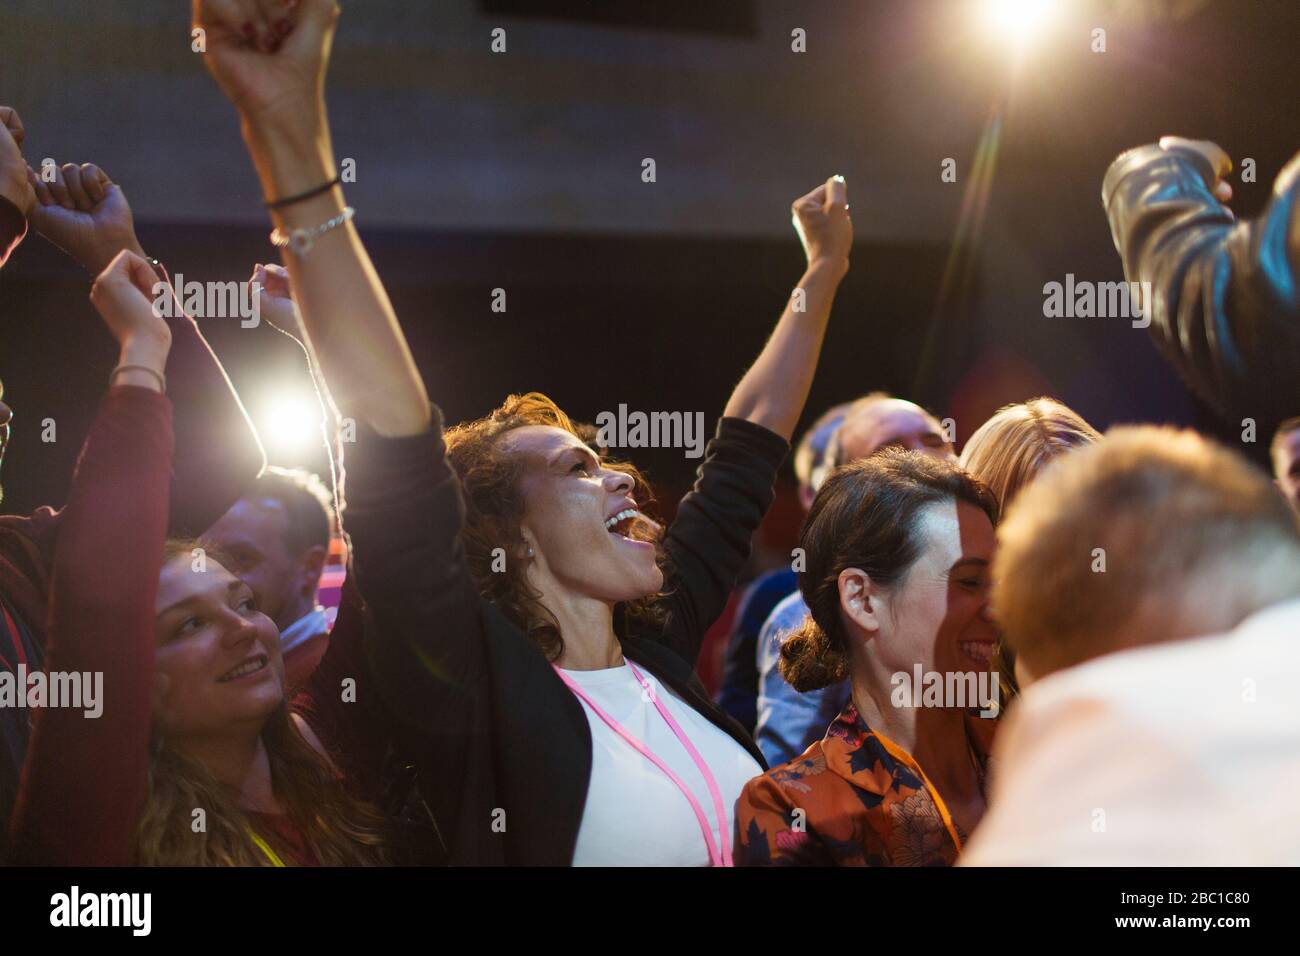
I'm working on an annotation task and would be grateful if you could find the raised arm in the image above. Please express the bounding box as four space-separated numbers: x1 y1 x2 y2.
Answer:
1103 137 1300 423
0 107 35 267
193 0 429 439
8 251 173 865
646 179 849 662
28 157 264 534
722 176 852 440
193 4 493 800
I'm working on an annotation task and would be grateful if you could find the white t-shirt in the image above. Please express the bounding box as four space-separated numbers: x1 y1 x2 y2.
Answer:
961 598 1300 866
565 662 763 866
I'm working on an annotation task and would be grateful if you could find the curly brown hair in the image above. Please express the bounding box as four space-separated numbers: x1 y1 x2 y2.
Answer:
444 392 666 661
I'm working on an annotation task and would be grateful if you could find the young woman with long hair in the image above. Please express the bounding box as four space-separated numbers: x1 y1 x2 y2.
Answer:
6 250 389 866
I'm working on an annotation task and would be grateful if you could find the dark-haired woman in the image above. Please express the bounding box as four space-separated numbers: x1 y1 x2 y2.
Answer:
735 450 999 866
189 0 855 865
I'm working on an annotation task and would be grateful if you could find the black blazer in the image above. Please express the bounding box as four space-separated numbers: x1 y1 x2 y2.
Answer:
343 408 788 866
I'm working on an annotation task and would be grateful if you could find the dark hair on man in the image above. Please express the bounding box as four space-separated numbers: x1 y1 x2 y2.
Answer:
780 448 998 692
251 467 334 555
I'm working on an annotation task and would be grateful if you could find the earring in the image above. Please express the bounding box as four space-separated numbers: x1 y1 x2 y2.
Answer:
527 545 535 557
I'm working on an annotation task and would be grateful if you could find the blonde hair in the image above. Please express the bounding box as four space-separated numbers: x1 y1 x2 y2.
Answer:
135 705 389 866
960 398 1100 701
993 426 1300 679
960 397 1101 512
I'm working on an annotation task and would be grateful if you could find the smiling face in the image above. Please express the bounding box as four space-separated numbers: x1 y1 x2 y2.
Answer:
846 498 998 679
499 425 663 605
153 553 284 741
205 497 315 631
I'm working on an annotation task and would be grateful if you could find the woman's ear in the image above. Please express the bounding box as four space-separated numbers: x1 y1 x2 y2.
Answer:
838 567 882 636
515 530 536 563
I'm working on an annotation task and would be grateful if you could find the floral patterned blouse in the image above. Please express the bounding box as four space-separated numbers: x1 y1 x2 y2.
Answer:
734 702 995 866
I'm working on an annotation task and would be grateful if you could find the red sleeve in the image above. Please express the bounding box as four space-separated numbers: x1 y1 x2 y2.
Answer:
155 264 266 537
7 386 173 865
0 195 26 268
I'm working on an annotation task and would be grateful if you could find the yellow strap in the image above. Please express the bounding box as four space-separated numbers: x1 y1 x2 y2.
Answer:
247 829 287 867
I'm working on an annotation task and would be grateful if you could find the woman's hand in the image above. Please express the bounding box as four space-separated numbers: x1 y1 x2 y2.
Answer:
90 250 172 392
1159 136 1235 203
28 161 144 276
193 0 338 134
791 175 852 277
722 176 851 439
0 106 37 217
250 261 303 336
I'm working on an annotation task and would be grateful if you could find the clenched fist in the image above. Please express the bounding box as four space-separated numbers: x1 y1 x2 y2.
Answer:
792 175 852 276
1159 136 1235 203
250 261 303 336
28 161 143 276
0 107 37 217
193 0 339 128
91 250 172 395
89 249 171 349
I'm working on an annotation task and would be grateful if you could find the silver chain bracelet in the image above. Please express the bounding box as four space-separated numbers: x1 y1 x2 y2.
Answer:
270 206 356 257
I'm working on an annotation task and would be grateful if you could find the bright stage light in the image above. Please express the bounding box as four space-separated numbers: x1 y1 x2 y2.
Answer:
981 0 1057 48
257 390 323 461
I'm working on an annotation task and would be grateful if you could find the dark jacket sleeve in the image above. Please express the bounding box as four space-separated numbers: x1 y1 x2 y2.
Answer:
341 407 490 736
155 265 266 536
653 417 789 668
8 386 172 865
0 195 26 268
1103 144 1300 422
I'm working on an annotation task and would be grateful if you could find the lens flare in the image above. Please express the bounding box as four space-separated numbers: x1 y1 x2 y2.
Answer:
257 390 322 461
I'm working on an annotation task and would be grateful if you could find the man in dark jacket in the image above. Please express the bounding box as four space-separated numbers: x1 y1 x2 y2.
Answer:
1103 136 1300 425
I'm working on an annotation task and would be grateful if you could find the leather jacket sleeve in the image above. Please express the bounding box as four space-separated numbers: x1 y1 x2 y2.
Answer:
1102 143 1300 423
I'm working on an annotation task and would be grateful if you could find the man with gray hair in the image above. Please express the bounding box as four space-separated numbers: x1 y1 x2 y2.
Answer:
963 426 1300 864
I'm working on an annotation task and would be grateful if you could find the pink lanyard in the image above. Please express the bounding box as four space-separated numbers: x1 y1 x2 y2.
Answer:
554 660 734 867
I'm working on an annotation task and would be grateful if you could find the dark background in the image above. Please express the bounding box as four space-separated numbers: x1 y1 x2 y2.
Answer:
1 0 1297 542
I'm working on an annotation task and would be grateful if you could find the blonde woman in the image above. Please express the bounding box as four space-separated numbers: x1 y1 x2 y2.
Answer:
960 398 1100 699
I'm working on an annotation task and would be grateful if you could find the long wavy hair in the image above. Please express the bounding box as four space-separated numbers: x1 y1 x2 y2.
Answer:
444 392 666 661
133 540 389 866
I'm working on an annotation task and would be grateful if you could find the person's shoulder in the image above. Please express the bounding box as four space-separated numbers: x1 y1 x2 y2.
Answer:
761 589 809 636
1027 598 1300 717
754 738 831 792
0 506 61 559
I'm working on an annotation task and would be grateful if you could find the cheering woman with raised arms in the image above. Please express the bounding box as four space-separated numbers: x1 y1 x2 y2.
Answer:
191 0 853 866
